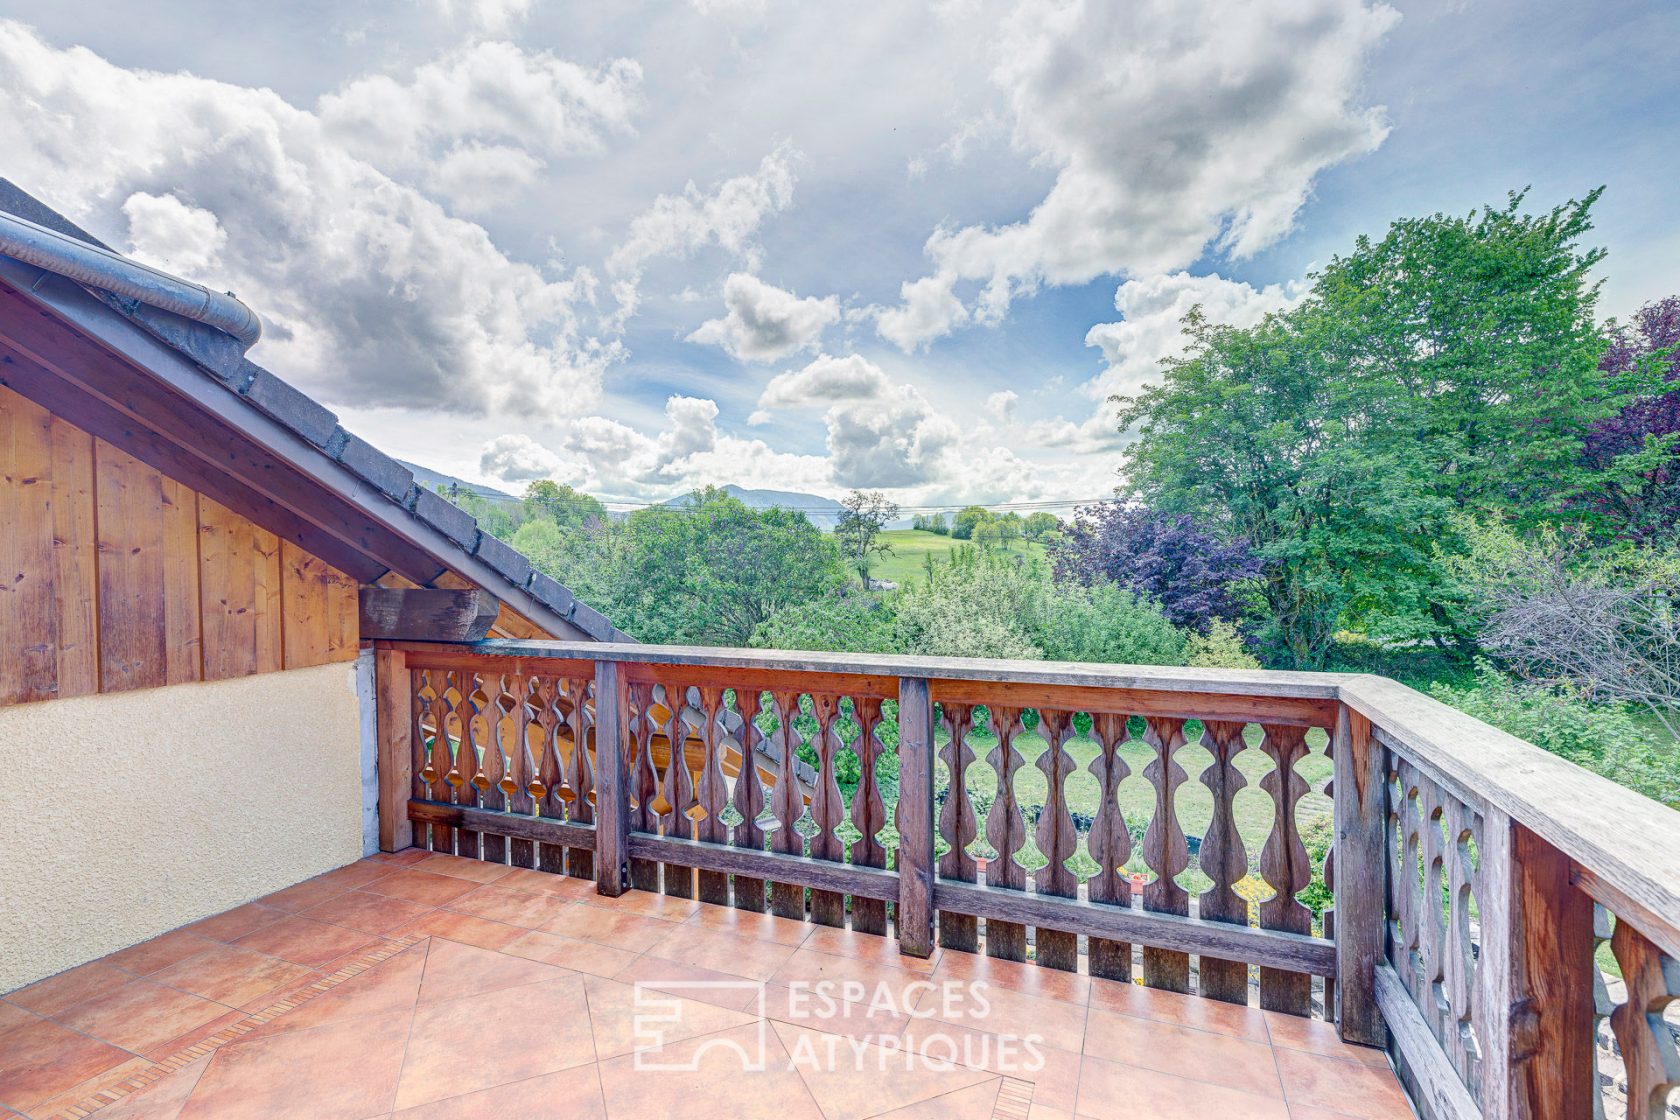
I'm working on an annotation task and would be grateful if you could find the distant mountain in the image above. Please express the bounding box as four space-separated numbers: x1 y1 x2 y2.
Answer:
662 484 852 529
398 460 520 505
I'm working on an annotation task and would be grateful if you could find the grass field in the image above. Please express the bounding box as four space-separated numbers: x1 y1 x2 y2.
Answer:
860 529 1047 587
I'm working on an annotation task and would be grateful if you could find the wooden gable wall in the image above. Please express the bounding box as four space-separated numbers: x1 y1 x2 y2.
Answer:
1 382 359 706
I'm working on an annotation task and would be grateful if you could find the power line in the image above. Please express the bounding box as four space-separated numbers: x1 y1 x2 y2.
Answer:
594 496 1113 515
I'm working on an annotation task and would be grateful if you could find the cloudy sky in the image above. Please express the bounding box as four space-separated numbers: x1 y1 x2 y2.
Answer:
2 1 1674 509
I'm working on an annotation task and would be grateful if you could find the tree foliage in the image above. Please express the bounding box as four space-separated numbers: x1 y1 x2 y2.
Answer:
1578 295 1680 544
1118 191 1617 666
1050 503 1260 634
835 490 900 582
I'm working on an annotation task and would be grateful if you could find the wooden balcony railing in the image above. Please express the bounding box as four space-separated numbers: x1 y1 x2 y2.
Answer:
372 641 1680 1120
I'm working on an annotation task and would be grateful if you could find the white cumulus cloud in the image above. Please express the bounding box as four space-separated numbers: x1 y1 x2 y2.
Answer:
121 191 227 275
877 0 1397 349
479 433 572 482
687 272 840 362
749 353 890 423
0 21 618 421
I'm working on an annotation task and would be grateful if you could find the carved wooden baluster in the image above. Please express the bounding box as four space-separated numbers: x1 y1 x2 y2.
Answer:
937 703 979 952
426 672 456 852
1322 727 1336 1017
1086 712 1133 982
803 694 847 927
448 672 485 859
1444 798 1479 1085
1608 920 1680 1119
769 690 808 919
730 690 769 912
984 705 1029 962
688 686 730 905
503 676 536 869
1141 716 1190 992
1257 723 1311 1014
1034 708 1080 972
1197 720 1251 1004
656 683 697 898
530 676 566 876
1418 776 1450 1046
564 675 596 880
412 669 436 850
1592 905 1617 1120
850 697 889 936
1384 753 1405 986
477 676 510 867
627 681 662 892
1397 759 1425 1000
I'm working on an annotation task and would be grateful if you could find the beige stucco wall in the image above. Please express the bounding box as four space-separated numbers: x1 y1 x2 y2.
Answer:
0 662 366 992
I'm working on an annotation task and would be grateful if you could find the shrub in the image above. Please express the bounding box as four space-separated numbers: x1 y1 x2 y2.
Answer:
751 588 900 654
1184 620 1261 670
1430 662 1678 808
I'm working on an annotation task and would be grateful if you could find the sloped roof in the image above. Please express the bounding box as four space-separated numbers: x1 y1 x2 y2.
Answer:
0 179 627 643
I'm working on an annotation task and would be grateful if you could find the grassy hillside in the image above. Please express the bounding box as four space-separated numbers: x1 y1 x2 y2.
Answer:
859 529 1047 587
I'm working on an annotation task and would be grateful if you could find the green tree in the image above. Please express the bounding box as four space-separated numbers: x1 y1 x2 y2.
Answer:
1118 190 1617 665
950 506 989 540
605 487 848 645
1023 512 1060 541
835 490 900 583
522 480 606 529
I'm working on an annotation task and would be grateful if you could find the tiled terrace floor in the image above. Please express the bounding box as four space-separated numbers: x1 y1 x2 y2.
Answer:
1 850 1410 1120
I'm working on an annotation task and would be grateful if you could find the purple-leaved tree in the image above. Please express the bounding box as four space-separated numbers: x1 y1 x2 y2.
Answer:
1580 295 1680 543
1048 503 1262 634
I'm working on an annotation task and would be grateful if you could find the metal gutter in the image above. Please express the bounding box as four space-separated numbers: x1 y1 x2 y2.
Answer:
0 209 262 350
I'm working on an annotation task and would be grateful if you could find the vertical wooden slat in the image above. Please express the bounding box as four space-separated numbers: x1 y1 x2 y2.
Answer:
478 676 510 867
1 386 58 704
1478 813 1597 1120
1258 723 1313 1014
564 675 596 880
1443 799 1479 1085
593 659 630 897
410 668 432 849
198 497 258 681
1607 919 1680 1119
374 648 414 852
984 704 1029 962
1332 707 1387 1045
1141 716 1190 992
769 689 807 920
656 682 695 898
627 681 661 892
896 677 935 959
425 672 456 853
936 703 979 952
730 690 769 913
160 477 200 685
1197 719 1250 1004
808 693 847 927
95 442 166 692
1086 712 1133 982
451 674 485 861
693 687 731 906
250 524 282 674
532 676 567 876
48 416 97 698
850 697 890 936
281 540 356 669
1033 708 1080 972
506 676 536 870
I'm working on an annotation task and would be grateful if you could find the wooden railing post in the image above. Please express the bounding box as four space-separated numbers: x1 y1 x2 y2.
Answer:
896 676 935 958
1333 705 1386 1045
373 646 413 853
1477 811 1596 1120
592 658 631 897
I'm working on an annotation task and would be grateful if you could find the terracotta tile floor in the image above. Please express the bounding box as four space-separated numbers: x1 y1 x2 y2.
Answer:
0 850 1412 1120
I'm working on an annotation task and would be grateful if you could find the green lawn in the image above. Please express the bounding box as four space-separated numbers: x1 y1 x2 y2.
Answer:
860 529 1047 587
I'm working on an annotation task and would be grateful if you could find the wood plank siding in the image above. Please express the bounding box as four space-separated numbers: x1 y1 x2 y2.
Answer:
1 383 359 705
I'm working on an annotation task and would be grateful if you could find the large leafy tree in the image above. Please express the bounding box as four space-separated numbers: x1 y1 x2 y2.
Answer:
1117 191 1617 666
834 490 900 583
603 487 848 645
